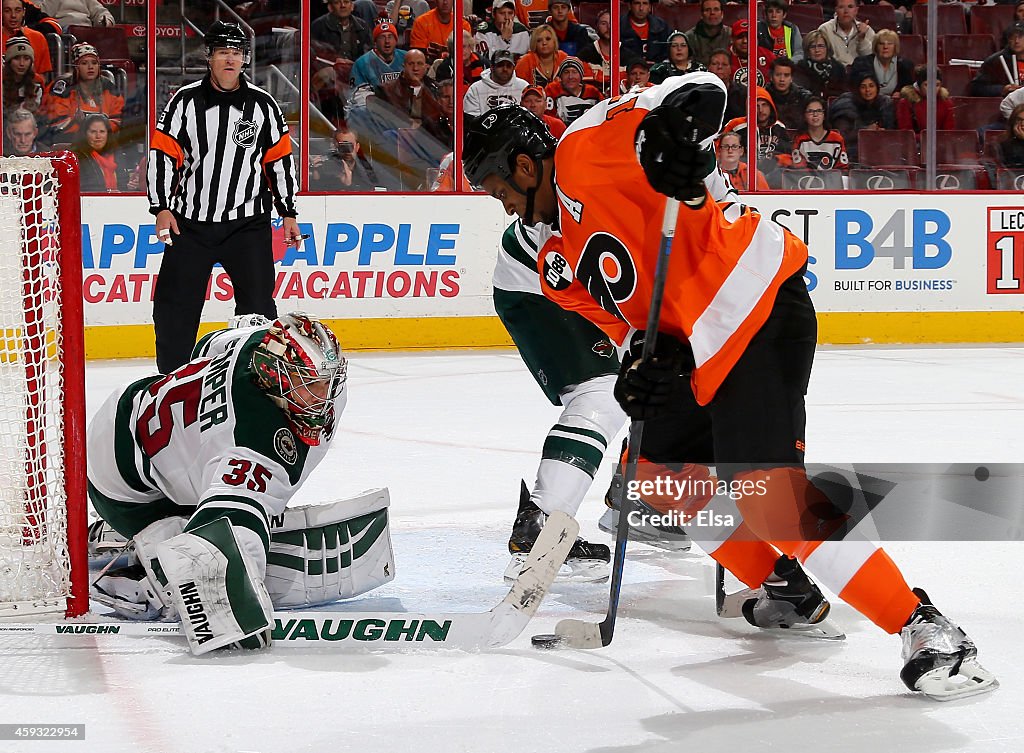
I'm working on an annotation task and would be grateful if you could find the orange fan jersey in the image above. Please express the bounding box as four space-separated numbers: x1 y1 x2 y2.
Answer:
536 72 809 406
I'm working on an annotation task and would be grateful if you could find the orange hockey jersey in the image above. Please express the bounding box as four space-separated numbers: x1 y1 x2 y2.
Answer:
537 72 809 406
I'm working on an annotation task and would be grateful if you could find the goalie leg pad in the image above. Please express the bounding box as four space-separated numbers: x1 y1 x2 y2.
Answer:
155 517 273 656
265 488 395 608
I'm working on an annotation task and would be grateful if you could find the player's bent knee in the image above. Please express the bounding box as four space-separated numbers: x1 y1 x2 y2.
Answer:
559 374 627 441
155 517 274 656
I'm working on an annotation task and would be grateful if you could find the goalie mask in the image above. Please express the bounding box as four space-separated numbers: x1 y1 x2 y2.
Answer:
205 21 251 65
252 313 347 446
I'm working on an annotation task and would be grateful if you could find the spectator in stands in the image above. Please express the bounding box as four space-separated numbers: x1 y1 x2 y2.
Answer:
716 130 769 190
1 0 51 77
623 58 651 93
685 0 730 67
722 85 792 186
381 0 430 49
896 65 953 133
41 42 123 142
19 0 60 37
464 48 528 115
521 83 566 137
620 0 670 65
475 0 530 62
791 96 849 170
766 56 810 127
546 0 592 59
830 71 895 162
514 23 567 87
514 0 559 30
429 29 485 84
758 0 803 63
3 106 42 155
311 0 372 67
707 47 731 86
38 0 111 29
410 0 471 64
544 55 601 124
577 8 611 93
817 0 874 67
73 113 123 192
309 124 379 190
849 29 912 99
2 36 42 117
431 77 456 145
430 150 475 191
352 21 407 89
1000 80 1024 119
729 20 775 86
649 31 706 83
970 21 1024 97
998 102 1024 167
371 48 442 126
794 29 848 99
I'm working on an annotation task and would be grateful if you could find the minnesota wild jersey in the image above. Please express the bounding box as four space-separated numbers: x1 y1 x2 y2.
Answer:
87 327 347 530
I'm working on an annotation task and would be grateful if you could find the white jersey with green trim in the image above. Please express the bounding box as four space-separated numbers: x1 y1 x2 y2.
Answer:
87 326 346 522
490 167 740 296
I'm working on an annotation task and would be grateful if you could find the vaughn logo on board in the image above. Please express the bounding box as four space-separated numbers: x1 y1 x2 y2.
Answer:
55 624 121 634
273 617 452 642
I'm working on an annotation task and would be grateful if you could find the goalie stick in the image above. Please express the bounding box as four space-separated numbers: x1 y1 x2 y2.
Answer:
0 512 579 651
532 198 681 651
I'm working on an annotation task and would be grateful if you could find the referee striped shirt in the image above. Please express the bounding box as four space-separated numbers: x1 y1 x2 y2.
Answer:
148 74 298 223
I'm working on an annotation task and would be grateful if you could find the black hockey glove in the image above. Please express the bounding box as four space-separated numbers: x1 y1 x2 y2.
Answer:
634 82 726 204
614 330 696 420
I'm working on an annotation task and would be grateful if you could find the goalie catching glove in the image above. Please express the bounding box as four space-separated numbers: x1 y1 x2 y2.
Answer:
613 330 695 420
634 82 726 205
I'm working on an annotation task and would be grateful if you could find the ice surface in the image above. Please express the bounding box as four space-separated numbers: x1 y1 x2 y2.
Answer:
1 346 1022 753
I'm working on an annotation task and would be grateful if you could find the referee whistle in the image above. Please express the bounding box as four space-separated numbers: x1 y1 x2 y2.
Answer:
284 233 310 247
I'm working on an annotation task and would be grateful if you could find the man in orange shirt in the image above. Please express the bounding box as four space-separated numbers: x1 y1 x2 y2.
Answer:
2 0 51 77
462 75 997 700
409 0 470 64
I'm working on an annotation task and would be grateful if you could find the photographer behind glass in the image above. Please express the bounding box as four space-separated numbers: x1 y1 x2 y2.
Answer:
310 125 380 191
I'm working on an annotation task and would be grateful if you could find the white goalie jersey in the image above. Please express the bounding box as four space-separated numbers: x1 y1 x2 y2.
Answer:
87 327 347 523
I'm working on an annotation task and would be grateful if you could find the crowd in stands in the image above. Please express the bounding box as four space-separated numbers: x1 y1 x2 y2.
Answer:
6 0 1024 192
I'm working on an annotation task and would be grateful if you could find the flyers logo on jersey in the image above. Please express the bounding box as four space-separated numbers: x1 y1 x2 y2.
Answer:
233 119 258 148
542 250 573 291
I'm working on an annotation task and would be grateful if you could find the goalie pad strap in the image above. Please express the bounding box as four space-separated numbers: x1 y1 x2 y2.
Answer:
156 517 273 656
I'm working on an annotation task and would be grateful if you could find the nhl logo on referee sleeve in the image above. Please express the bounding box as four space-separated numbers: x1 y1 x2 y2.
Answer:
232 119 258 148
542 250 573 291
274 428 298 465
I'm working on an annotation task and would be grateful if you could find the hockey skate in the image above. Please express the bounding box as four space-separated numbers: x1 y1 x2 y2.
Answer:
900 588 997 701
87 518 130 561
720 556 845 640
504 481 610 584
598 462 691 552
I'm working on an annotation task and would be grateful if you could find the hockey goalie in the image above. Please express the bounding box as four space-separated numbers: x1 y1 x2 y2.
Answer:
85 313 395 655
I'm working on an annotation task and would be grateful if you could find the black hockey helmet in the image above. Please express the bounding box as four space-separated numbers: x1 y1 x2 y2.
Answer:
205 21 251 64
462 105 557 191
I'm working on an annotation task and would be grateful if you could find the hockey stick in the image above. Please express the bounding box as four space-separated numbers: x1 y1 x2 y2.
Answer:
532 198 681 650
0 512 579 651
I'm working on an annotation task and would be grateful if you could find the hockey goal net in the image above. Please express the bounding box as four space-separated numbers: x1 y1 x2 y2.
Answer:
0 154 87 619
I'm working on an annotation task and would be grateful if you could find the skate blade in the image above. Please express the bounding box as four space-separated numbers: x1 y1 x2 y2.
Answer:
597 509 692 552
718 588 846 640
503 554 609 585
916 660 999 701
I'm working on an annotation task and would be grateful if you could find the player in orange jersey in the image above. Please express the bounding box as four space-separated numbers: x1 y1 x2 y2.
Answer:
462 75 997 700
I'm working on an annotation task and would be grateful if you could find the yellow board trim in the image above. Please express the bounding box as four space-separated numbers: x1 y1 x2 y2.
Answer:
83 312 1024 360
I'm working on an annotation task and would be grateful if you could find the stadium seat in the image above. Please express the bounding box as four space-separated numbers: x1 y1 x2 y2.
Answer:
938 64 972 97
849 167 918 189
722 4 754 28
898 34 925 65
576 1 608 29
785 3 824 31
914 165 986 190
951 96 1004 131
996 167 1024 190
911 3 967 36
938 34 997 65
969 4 1015 45
66 24 130 62
858 129 919 167
858 4 899 33
984 129 1007 161
781 169 845 190
920 129 980 164
653 2 701 33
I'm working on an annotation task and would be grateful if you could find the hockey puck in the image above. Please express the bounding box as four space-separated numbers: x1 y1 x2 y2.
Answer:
531 633 563 649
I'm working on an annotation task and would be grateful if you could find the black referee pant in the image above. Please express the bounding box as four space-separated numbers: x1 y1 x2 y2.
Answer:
153 213 278 374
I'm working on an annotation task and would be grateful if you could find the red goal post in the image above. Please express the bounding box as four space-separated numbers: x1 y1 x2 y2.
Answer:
0 153 87 619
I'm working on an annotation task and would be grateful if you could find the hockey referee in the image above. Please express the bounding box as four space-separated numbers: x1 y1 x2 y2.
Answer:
148 21 303 374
